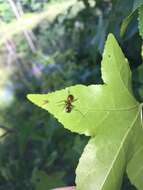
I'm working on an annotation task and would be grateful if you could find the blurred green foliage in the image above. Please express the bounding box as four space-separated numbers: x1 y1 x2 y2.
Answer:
0 0 142 189
0 0 14 22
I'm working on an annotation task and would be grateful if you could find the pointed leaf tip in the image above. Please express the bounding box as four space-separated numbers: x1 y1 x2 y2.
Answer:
27 94 33 102
27 94 30 100
107 33 116 41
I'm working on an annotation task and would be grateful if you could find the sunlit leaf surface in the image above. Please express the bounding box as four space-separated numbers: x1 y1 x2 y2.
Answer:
27 34 143 190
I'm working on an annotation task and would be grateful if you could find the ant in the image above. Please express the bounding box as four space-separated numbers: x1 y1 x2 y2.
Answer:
63 94 76 113
63 93 84 116
42 89 83 115
42 95 75 113
58 90 83 115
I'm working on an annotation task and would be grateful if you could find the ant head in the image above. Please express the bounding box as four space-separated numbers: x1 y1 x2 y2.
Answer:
67 94 74 102
66 88 74 101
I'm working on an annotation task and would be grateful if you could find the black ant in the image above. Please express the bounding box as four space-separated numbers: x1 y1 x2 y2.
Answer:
57 89 78 113
42 95 75 113
42 89 83 115
64 94 76 113
63 93 84 116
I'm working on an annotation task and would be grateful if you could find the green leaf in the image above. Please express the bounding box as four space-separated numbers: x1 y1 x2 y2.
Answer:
76 105 142 190
133 0 143 11
133 64 143 84
138 87 143 100
120 0 143 37
138 5 143 38
126 120 143 190
27 34 143 190
27 34 138 136
120 11 137 37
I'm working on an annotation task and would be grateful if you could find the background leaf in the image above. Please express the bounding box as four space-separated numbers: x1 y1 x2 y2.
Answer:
133 0 143 11
0 0 76 46
120 12 137 37
31 169 65 190
120 0 143 37
138 5 143 38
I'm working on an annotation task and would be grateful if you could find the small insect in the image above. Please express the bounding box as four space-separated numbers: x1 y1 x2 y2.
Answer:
64 94 76 113
41 89 83 115
57 89 78 113
62 93 84 116
42 94 76 113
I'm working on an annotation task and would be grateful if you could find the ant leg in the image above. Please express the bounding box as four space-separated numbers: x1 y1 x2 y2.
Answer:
72 105 84 117
56 100 67 107
56 102 66 107
57 100 66 103
56 103 67 112
75 109 85 117
73 98 78 102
